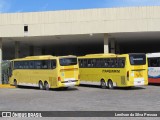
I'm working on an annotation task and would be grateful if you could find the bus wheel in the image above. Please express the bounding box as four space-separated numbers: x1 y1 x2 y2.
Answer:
108 80 114 89
14 80 18 88
44 82 50 91
101 79 106 89
39 81 44 90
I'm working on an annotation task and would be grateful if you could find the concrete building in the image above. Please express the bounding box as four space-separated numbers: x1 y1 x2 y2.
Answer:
1 6 160 83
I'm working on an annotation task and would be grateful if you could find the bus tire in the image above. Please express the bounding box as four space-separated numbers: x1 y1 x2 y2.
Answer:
39 81 44 90
101 79 106 89
44 81 50 91
14 79 18 88
108 80 114 89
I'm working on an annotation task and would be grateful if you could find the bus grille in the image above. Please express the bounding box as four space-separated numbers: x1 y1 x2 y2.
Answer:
121 76 126 85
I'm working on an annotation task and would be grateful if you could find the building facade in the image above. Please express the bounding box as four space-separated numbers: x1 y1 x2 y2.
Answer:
1 6 160 83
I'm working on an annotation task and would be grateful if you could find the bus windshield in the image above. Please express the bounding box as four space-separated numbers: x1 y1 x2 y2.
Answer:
129 54 146 65
59 58 77 66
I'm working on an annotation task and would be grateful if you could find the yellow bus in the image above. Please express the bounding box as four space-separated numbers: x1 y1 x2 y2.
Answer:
78 53 148 89
9 55 79 90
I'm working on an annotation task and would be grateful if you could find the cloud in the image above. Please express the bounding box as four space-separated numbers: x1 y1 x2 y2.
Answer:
0 0 11 13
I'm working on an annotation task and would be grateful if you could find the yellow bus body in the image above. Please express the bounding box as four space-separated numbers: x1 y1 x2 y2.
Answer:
78 53 148 88
9 55 79 89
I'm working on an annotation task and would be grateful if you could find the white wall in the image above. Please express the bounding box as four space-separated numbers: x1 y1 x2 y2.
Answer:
0 6 160 37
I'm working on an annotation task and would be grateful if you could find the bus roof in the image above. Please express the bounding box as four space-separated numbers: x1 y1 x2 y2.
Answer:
78 53 127 58
85 53 115 56
147 53 160 58
80 53 116 57
78 53 146 59
12 55 77 61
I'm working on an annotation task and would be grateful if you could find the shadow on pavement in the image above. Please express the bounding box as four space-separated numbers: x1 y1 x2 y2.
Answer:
80 84 101 88
114 86 146 90
148 83 160 86
79 84 146 90
16 85 79 91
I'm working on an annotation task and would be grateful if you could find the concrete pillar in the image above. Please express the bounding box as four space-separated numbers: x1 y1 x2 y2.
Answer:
0 38 2 84
110 39 116 53
15 41 20 58
104 33 109 53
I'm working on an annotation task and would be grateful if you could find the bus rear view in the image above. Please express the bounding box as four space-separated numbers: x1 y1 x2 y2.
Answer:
147 53 160 84
127 53 148 86
58 57 80 87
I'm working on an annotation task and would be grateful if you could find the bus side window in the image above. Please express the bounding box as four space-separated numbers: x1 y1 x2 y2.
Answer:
104 59 108 67
29 61 34 69
92 59 96 67
87 59 92 67
108 59 112 68
83 59 87 68
51 60 56 69
91 59 94 67
149 58 159 67
81 60 83 68
100 59 104 67
116 58 119 68
96 59 100 68
14 62 17 69
41 60 49 69
19 61 23 69
104 59 109 68
81 59 88 68
79 60 82 68
100 59 104 68
110 59 114 68
148 59 151 67
35 61 41 69
117 58 125 68
15 61 20 69
112 58 117 68
114 58 117 68
81 60 84 68
24 61 29 69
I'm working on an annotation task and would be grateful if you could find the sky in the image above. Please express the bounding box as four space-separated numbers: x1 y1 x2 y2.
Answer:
0 0 160 13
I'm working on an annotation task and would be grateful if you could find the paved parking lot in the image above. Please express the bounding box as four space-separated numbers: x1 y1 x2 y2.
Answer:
0 84 160 111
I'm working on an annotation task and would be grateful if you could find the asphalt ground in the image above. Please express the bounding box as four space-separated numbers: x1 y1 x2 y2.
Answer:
0 84 160 119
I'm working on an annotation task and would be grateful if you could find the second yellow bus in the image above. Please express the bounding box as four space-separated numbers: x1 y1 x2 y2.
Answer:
78 53 148 89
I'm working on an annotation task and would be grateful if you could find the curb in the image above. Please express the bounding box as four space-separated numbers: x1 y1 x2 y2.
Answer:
0 84 16 88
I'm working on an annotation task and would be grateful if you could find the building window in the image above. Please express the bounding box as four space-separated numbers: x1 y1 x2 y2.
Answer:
24 25 28 32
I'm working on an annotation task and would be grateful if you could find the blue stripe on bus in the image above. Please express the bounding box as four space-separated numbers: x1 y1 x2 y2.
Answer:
148 75 160 78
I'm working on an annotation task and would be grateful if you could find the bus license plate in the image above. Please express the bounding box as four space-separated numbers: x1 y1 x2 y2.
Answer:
68 80 72 83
